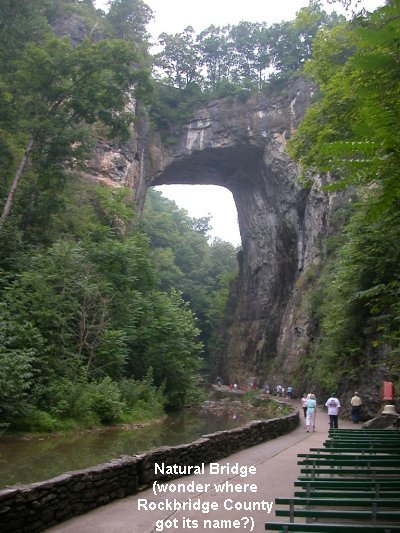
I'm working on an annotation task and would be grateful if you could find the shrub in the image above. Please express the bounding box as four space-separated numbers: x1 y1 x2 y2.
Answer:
91 377 125 424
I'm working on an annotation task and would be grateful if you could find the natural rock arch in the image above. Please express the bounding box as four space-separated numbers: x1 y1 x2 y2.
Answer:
91 77 332 384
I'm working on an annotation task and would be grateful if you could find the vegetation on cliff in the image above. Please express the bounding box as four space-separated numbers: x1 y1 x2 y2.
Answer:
288 0 400 392
149 0 345 130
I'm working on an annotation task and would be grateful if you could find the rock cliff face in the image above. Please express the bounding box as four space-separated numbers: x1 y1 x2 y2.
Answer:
89 77 342 388
53 14 339 392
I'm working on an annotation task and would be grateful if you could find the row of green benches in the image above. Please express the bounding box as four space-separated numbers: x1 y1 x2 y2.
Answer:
265 428 400 533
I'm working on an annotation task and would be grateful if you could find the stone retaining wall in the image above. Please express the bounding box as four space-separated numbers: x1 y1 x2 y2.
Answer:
0 411 299 532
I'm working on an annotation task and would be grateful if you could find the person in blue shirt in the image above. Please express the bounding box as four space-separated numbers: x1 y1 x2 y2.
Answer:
306 393 317 432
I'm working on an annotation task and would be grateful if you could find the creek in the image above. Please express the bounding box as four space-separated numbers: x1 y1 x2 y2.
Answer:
0 405 258 489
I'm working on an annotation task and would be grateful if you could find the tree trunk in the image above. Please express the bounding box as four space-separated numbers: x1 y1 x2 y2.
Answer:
0 134 35 231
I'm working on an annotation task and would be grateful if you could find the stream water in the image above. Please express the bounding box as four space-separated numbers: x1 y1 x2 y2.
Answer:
0 407 257 489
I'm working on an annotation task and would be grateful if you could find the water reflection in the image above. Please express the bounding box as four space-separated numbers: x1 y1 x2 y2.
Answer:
0 409 256 489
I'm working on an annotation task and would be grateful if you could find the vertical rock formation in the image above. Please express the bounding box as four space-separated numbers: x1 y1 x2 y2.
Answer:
86 77 339 388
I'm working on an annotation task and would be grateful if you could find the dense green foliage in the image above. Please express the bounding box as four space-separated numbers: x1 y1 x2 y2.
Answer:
141 189 239 363
288 0 399 391
0 0 237 433
149 2 345 130
0 179 205 429
153 2 344 92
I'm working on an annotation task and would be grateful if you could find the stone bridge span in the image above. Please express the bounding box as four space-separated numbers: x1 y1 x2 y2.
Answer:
91 77 332 384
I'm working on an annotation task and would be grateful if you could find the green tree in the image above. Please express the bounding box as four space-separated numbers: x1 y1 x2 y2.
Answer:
228 22 270 90
153 4 344 97
289 1 400 212
196 25 235 91
0 0 210 429
0 0 50 74
0 35 152 230
294 0 344 59
0 304 42 422
125 289 203 408
205 238 239 336
155 27 202 89
269 1 344 75
106 0 153 42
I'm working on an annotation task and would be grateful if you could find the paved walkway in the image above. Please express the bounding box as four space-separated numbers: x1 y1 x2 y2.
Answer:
46 408 355 533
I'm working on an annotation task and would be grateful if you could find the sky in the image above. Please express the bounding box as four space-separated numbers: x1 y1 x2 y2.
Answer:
95 0 384 245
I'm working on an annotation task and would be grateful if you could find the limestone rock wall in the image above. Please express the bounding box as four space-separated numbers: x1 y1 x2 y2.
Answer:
85 77 338 391
146 78 334 386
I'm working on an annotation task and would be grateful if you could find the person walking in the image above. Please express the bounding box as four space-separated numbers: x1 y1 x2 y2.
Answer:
350 392 362 424
301 393 308 419
305 393 317 432
325 393 341 429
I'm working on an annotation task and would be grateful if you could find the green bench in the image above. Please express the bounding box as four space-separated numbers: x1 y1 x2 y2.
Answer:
326 437 400 443
327 432 400 440
294 491 400 499
265 523 400 532
328 437 400 440
275 497 400 507
300 467 397 476
309 448 400 455
295 479 400 489
323 442 400 450
325 438 400 444
329 429 400 433
275 508 400 521
327 434 400 438
299 454 400 461
298 458 400 466
329 429 400 432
